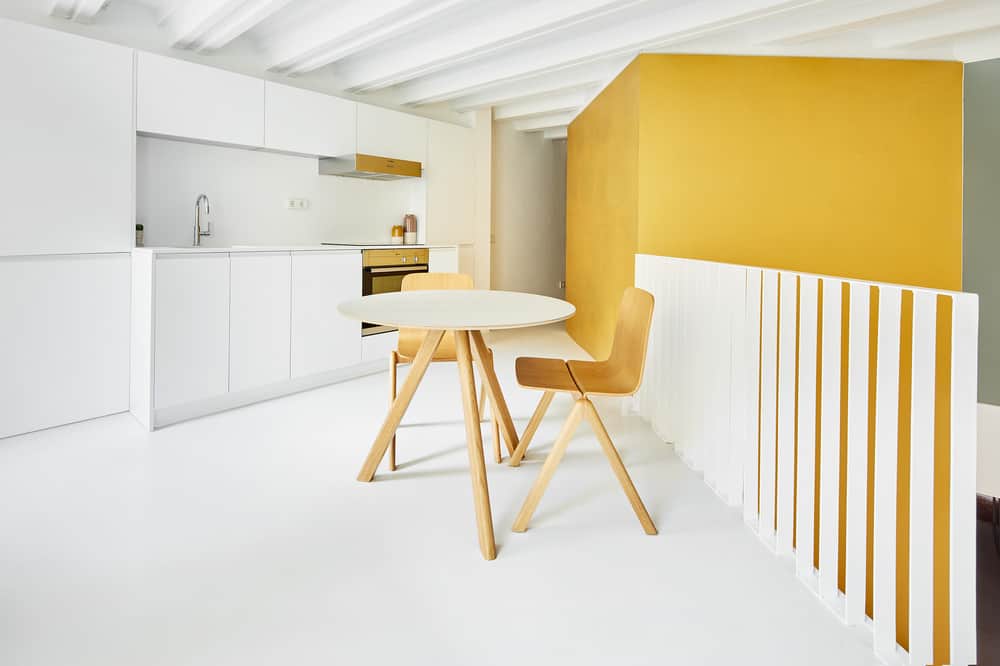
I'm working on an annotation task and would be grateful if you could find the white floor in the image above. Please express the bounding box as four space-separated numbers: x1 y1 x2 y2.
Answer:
0 325 878 666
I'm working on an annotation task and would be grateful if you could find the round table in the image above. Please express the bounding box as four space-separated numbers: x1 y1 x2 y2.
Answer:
338 290 575 560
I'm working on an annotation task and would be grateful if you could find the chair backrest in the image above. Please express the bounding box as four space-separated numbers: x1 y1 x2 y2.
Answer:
604 286 655 394
401 272 473 292
396 272 473 358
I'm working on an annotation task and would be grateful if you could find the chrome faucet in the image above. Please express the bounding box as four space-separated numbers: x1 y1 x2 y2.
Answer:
194 194 211 246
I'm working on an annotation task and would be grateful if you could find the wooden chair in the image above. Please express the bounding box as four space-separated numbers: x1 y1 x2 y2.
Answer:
388 272 501 470
509 287 657 535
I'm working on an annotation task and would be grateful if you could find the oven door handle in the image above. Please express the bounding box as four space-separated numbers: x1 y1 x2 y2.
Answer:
365 265 429 274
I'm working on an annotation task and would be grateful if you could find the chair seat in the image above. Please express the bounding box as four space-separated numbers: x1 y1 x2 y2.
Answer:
515 357 581 393
567 359 633 397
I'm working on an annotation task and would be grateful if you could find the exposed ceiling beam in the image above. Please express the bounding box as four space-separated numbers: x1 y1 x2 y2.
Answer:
513 112 577 132
542 127 568 140
396 0 822 104
494 90 592 121
449 57 631 112
339 0 645 93
873 2 1000 48
749 0 947 45
952 27 1000 62
49 0 110 22
266 0 464 75
162 0 296 51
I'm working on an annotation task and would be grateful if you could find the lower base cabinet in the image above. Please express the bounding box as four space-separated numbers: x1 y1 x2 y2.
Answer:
131 249 370 429
230 252 291 393
152 253 230 410
291 251 360 377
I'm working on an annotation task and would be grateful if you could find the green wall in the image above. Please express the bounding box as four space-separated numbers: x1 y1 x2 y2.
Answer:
964 59 1000 405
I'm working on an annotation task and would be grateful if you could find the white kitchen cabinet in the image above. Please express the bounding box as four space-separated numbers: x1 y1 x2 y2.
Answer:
291 251 361 377
153 253 230 410
0 19 133 254
137 52 264 148
0 254 130 439
230 252 292 392
429 247 459 273
265 82 356 157
357 103 427 163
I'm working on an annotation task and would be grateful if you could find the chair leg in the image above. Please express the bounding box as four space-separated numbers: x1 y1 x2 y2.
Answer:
512 399 585 533
478 382 487 422
389 351 398 471
509 391 555 467
491 400 501 464
581 399 657 535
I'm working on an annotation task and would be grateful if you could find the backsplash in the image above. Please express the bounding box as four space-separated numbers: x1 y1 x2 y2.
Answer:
136 136 425 248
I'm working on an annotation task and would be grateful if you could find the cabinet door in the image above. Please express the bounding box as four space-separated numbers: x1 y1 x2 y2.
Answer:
264 82 356 157
426 120 476 245
429 247 459 273
0 19 133 254
357 104 427 163
0 254 130 438
137 52 264 147
230 253 292 392
154 254 230 409
291 251 361 377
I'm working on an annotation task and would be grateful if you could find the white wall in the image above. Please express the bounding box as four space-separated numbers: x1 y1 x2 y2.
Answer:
136 136 424 248
491 120 566 298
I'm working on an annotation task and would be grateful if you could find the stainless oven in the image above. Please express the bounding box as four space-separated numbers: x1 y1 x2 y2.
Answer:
361 248 429 336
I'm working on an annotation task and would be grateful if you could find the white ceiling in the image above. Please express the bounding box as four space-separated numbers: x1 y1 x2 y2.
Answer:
23 0 1000 139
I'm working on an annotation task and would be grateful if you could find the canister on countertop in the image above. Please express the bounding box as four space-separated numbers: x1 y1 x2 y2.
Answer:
390 224 404 245
403 213 417 245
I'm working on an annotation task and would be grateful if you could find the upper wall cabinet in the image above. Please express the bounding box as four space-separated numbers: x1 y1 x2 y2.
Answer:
137 52 264 148
264 82 356 157
357 104 427 163
0 19 133 254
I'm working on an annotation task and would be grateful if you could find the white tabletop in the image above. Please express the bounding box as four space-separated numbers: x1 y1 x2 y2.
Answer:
338 290 575 330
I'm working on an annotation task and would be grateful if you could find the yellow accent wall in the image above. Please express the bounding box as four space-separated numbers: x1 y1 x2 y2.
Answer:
635 54 963 288
567 54 963 358
565 60 640 359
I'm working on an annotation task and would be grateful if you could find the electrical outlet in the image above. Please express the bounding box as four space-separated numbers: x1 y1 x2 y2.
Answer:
285 198 309 210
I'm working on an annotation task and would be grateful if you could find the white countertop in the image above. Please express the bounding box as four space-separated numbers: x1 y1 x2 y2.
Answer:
132 243 456 255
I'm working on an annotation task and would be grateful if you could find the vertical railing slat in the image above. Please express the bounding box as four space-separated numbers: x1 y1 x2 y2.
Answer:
950 294 978 666
819 279 843 611
845 283 870 625
795 276 819 583
744 269 763 526
777 272 798 555
873 287 901 660
759 270 779 543
908 291 936 666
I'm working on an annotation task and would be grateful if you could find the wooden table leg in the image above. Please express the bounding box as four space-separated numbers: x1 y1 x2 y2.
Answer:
455 330 497 560
357 329 445 482
469 330 519 456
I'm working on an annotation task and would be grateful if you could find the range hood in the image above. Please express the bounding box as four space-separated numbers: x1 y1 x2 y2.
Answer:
318 153 422 180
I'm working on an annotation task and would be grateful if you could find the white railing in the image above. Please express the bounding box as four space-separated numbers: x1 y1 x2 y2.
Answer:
635 254 977 666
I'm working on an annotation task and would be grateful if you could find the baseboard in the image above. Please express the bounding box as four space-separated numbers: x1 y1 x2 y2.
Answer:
153 361 386 429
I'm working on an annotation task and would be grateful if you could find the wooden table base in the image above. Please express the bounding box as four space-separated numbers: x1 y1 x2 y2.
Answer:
355 329 521 561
